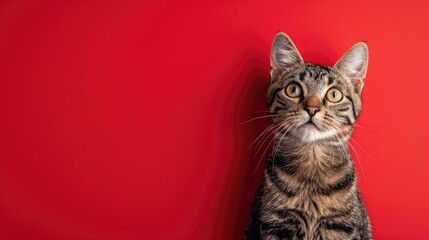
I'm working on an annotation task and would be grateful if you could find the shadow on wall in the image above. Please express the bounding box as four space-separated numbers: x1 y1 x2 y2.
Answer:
209 33 275 239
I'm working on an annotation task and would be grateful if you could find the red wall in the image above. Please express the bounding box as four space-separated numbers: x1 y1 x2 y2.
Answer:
1 1 428 239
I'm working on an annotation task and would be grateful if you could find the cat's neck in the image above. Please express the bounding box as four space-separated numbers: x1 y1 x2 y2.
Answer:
271 134 353 185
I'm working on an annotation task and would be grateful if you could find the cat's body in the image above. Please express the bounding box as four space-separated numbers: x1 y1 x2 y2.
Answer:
245 33 372 240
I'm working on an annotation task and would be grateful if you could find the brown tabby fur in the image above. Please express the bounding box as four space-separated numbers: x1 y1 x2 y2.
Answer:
245 33 372 240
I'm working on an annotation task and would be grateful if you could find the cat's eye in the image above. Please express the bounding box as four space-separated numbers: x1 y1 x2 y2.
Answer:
285 83 302 98
325 88 343 103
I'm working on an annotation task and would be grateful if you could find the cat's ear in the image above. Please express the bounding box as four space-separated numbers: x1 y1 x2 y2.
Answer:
270 33 304 70
334 42 368 89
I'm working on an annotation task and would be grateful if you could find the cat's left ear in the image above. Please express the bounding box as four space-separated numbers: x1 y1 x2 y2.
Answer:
270 33 304 71
334 42 368 90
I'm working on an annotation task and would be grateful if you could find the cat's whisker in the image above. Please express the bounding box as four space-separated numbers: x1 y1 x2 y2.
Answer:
354 122 383 128
348 135 376 161
348 139 366 181
246 110 274 114
253 124 283 155
269 123 292 171
328 124 350 157
354 122 381 136
247 124 276 150
272 121 298 162
329 122 367 181
252 123 289 175
329 133 345 161
240 114 278 125
330 121 370 156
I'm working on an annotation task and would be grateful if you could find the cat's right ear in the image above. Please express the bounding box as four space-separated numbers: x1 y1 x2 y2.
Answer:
270 33 304 71
333 42 368 90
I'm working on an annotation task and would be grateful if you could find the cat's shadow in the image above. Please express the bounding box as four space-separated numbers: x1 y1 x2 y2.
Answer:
218 34 273 239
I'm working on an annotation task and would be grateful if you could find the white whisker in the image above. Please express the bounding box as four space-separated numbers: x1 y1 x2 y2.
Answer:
240 114 277 125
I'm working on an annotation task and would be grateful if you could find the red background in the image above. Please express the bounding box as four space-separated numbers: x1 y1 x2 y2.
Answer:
1 1 428 239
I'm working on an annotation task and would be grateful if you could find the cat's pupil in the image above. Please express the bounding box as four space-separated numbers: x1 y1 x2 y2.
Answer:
332 91 337 98
292 86 297 93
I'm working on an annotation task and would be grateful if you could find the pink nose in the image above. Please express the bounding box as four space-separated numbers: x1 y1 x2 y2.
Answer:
305 106 319 116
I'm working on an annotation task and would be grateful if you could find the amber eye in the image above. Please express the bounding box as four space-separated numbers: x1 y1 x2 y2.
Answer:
325 88 343 103
285 83 302 98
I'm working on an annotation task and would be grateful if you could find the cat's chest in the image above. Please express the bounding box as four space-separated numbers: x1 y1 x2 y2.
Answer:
262 185 352 222
264 191 322 218
261 191 352 239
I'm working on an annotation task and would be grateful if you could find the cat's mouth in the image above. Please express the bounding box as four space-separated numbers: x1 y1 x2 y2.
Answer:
300 119 321 131
295 120 334 142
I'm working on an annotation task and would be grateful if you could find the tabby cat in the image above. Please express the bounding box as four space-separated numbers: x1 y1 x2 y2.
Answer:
245 33 372 240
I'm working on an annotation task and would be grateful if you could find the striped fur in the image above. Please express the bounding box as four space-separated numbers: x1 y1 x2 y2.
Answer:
245 33 372 240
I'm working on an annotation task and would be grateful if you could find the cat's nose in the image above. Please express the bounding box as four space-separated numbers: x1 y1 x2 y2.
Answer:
304 95 321 116
305 106 320 116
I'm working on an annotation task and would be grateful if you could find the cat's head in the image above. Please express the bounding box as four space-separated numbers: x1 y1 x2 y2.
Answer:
267 33 368 143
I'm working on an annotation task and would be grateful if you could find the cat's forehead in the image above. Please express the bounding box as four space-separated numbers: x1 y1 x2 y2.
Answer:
280 64 345 91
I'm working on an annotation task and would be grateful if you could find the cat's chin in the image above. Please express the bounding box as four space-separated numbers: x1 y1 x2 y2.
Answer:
294 123 335 142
